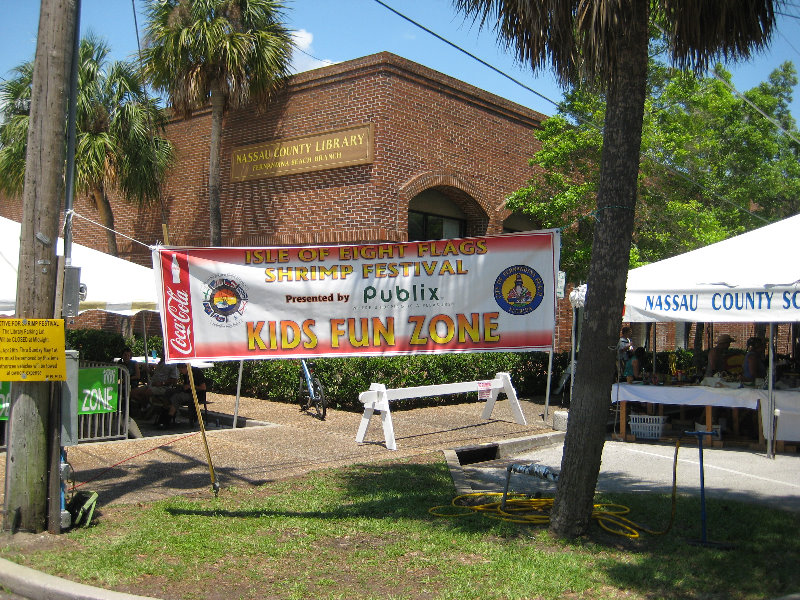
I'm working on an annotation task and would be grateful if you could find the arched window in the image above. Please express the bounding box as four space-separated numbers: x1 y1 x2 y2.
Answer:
408 190 466 241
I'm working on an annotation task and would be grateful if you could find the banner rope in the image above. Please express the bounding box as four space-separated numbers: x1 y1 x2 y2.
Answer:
64 209 156 250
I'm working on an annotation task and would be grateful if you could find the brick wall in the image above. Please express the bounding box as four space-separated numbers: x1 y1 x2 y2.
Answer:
86 52 545 258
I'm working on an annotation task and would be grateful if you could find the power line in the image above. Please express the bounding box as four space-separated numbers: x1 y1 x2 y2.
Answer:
131 0 141 57
776 10 800 21
778 29 800 60
711 69 800 147
371 0 562 112
293 45 335 69
370 1 788 225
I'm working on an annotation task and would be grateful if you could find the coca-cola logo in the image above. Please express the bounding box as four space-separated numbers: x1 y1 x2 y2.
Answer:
166 287 193 355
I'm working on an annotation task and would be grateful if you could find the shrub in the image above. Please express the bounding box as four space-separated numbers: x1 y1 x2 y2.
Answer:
204 352 559 411
66 329 126 362
64 329 706 412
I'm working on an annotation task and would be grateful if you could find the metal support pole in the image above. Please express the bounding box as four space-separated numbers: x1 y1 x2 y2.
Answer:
684 430 718 545
233 359 244 429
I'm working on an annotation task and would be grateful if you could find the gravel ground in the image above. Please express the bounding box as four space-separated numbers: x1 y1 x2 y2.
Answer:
0 394 561 507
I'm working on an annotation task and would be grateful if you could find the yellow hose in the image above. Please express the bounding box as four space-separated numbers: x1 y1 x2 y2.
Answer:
430 439 682 538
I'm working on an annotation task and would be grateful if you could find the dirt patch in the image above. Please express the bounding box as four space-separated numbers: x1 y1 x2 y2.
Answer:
0 531 78 554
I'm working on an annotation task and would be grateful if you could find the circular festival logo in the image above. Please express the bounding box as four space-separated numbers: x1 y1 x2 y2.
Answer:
202 274 248 327
494 265 545 315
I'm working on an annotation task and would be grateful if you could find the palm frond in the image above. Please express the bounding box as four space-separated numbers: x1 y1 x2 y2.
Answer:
142 0 294 113
452 0 780 89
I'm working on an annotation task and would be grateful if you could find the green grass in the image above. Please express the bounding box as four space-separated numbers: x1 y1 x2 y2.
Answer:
1 453 799 600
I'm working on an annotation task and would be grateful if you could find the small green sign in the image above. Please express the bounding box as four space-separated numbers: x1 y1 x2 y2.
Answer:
1 368 119 420
0 381 10 421
77 367 119 415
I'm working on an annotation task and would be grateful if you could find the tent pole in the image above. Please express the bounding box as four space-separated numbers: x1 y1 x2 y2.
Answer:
233 359 244 429
652 323 657 380
767 323 776 458
544 333 554 422
141 311 151 385
569 307 576 403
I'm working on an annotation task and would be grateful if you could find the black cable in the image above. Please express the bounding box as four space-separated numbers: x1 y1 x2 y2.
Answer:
371 0 561 111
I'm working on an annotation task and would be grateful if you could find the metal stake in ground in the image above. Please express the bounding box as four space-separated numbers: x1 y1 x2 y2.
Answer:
684 430 732 549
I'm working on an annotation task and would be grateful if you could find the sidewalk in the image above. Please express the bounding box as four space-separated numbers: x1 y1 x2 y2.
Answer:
0 393 560 507
456 437 800 513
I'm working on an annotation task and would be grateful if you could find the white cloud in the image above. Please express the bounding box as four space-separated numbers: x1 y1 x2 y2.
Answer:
290 29 336 74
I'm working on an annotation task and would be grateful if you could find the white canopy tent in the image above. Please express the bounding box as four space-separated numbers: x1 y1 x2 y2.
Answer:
0 216 157 316
564 214 800 454
621 213 800 456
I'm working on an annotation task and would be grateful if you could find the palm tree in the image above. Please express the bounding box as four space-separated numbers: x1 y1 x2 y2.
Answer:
453 0 778 537
141 0 294 246
0 34 175 256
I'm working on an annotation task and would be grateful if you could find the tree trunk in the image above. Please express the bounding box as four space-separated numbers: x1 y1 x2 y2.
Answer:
92 183 118 256
4 0 77 533
549 0 650 538
208 82 224 246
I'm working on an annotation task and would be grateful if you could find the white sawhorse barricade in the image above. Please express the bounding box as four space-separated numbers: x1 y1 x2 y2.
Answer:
355 372 526 450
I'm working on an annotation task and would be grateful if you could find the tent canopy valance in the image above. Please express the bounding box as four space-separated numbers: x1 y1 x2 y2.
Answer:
622 213 800 323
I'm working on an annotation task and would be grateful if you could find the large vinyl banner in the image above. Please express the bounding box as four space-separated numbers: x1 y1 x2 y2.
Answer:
152 231 560 362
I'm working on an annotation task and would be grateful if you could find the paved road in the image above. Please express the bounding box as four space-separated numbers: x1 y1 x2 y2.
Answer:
461 438 800 513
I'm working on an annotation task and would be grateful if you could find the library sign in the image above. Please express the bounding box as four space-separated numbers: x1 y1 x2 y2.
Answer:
230 123 374 181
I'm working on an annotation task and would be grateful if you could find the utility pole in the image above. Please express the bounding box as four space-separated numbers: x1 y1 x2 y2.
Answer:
3 0 78 533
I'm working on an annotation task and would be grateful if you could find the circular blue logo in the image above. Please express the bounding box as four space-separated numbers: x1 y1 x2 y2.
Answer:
494 265 544 315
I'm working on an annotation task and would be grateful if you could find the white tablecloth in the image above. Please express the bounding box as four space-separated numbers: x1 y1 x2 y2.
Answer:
611 383 761 409
611 383 800 441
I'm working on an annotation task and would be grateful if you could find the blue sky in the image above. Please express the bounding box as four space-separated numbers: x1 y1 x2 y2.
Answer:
1 0 800 120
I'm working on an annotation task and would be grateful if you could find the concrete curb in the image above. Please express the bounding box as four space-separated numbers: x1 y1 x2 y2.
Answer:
495 431 566 457
0 557 161 600
443 431 566 494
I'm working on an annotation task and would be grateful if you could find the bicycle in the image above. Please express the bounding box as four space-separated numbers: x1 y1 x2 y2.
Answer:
297 358 326 420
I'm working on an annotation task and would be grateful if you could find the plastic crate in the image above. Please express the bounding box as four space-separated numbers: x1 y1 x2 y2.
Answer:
628 415 668 439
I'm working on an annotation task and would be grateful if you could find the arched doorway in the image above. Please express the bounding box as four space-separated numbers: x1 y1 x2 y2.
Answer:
408 189 468 240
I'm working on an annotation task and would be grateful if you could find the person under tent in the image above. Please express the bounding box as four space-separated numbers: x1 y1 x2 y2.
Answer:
705 334 735 377
742 337 767 383
162 363 208 427
623 347 647 383
616 326 634 379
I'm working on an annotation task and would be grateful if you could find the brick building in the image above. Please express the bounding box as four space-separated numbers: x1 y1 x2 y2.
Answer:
6 51 769 356
4 52 589 348
79 51 545 253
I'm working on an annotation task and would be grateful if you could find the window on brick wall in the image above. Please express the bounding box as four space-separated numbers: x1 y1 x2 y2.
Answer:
408 190 467 241
408 211 465 241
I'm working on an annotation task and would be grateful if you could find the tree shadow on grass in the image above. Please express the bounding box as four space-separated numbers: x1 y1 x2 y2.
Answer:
164 459 457 521
162 459 800 599
587 492 800 599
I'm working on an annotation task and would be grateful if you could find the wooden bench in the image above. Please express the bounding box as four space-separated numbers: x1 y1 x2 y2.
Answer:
355 372 526 450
